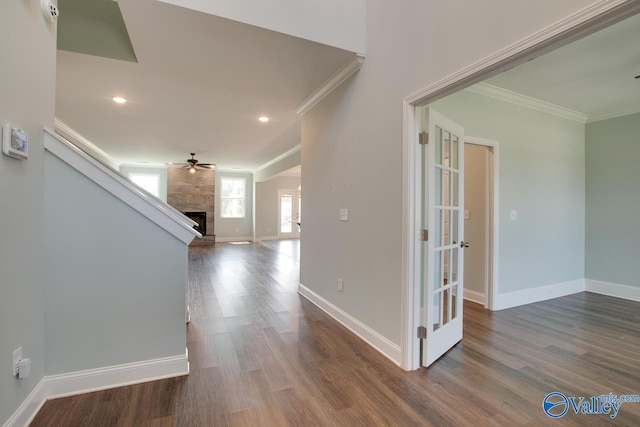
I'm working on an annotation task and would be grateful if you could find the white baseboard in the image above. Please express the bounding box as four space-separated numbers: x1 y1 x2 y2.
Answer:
2 379 47 427
298 284 401 366
585 279 640 302
493 279 585 310
3 350 189 427
215 236 254 243
463 289 485 305
46 351 189 400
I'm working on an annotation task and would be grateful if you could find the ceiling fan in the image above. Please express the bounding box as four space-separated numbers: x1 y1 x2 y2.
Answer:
177 153 216 173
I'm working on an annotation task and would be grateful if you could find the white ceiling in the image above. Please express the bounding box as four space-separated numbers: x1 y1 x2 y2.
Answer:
55 0 354 169
485 12 640 121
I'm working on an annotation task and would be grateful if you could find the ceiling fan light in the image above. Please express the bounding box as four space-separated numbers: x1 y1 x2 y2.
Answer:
189 165 196 173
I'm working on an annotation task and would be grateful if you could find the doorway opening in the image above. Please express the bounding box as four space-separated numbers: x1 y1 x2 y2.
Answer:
401 3 640 371
278 189 302 239
463 138 498 310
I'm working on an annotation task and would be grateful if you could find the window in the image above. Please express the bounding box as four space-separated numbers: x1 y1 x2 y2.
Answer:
221 177 246 218
129 173 160 197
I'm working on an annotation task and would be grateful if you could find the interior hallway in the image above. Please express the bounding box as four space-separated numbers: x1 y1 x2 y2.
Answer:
31 243 640 426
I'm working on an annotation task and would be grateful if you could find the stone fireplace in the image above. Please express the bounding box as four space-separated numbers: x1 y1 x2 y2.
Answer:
183 211 206 235
167 167 215 244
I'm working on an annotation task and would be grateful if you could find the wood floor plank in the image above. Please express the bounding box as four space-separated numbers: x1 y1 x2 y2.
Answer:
30 242 640 426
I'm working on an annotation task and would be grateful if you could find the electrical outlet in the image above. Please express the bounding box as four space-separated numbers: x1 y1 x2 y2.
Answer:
12 347 22 376
510 210 518 220
337 278 344 292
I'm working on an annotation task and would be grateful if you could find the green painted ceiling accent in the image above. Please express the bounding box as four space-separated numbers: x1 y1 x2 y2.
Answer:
57 0 137 62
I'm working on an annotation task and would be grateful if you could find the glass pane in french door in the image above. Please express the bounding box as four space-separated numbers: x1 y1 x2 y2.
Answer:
422 107 465 368
433 123 457 327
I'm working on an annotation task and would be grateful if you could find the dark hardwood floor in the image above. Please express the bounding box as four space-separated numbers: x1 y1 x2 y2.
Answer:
32 243 640 426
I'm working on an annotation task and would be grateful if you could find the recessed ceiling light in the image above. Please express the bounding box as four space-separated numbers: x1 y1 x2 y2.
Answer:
112 96 127 104
258 115 270 123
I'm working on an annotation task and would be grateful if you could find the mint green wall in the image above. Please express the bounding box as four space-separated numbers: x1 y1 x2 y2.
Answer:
45 153 187 374
433 90 586 293
0 2 56 423
586 113 640 287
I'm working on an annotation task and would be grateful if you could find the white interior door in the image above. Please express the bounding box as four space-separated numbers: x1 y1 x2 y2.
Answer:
278 190 301 239
421 107 465 367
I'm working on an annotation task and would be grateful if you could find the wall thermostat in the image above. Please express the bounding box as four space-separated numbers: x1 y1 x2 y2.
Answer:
2 124 29 160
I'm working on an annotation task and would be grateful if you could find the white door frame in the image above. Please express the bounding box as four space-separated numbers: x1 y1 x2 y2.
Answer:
277 189 301 239
400 1 640 371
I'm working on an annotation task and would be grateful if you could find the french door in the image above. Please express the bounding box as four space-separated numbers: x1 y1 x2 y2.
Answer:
421 108 466 367
278 190 301 239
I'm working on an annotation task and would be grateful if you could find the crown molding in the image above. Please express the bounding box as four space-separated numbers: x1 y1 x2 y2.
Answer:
466 83 589 123
405 0 640 106
586 107 640 123
253 144 301 174
54 119 120 169
296 54 365 116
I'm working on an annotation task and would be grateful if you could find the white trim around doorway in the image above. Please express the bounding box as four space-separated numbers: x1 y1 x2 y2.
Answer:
400 0 640 371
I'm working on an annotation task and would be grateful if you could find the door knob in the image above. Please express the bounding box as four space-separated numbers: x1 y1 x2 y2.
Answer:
460 241 470 248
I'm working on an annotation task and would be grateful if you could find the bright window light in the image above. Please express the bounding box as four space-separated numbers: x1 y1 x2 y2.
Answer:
221 177 246 218
129 173 160 197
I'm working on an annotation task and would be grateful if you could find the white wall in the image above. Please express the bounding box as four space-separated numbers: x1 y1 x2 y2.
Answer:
157 0 366 54
0 2 56 423
301 0 593 347
255 175 301 239
44 153 187 374
215 171 254 240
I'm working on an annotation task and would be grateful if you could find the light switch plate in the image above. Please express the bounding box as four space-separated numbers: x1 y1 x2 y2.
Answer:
12 347 22 376
464 210 470 220
510 210 518 220
339 208 349 221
